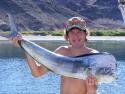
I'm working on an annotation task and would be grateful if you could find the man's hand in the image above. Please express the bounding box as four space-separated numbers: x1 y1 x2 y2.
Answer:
9 33 22 48
86 74 98 94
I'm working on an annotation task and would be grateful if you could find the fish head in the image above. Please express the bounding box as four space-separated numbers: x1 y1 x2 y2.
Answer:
94 54 117 73
93 64 117 84
92 54 117 83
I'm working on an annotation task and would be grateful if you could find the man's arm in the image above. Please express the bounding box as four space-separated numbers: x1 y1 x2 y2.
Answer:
25 53 48 78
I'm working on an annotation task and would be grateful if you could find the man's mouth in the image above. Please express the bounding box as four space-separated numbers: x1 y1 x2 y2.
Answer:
73 39 81 43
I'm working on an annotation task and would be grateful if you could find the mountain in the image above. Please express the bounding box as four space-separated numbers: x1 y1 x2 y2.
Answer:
0 0 124 31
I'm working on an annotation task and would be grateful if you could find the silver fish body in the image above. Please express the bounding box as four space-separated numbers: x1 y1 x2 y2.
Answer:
19 39 117 83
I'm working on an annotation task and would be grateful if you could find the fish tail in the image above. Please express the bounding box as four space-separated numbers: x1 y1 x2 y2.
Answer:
8 13 19 38
0 13 19 38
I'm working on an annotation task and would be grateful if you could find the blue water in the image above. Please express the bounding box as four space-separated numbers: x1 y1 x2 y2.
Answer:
0 58 60 94
0 59 125 94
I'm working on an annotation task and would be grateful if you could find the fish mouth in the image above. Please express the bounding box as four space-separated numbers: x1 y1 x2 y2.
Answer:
96 74 117 84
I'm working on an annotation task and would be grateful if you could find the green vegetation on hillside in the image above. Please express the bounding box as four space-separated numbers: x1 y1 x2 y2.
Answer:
90 29 125 36
21 31 64 36
1 29 125 36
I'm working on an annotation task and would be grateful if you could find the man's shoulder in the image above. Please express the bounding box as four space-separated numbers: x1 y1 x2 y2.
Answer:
89 48 99 53
54 46 70 55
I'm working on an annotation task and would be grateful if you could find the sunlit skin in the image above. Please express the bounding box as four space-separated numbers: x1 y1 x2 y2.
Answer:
10 28 97 94
67 28 86 48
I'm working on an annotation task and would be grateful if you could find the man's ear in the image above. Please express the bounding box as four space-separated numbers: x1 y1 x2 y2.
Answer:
64 35 69 41
84 31 88 42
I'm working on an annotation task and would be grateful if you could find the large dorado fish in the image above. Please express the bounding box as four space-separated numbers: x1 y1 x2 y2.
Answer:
0 14 117 84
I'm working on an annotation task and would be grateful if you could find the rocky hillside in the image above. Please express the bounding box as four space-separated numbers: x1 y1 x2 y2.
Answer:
0 0 124 31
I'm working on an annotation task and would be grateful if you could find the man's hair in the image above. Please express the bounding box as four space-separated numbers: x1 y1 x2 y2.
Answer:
64 17 89 41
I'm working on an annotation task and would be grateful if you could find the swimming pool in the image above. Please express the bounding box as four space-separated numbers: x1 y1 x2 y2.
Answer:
0 40 125 94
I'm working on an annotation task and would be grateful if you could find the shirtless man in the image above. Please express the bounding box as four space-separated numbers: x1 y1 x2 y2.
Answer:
11 17 98 94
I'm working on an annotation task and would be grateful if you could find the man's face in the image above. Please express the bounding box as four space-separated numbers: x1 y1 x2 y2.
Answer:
67 28 86 48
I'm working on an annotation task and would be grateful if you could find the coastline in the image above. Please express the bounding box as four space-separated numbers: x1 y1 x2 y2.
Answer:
0 35 125 41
